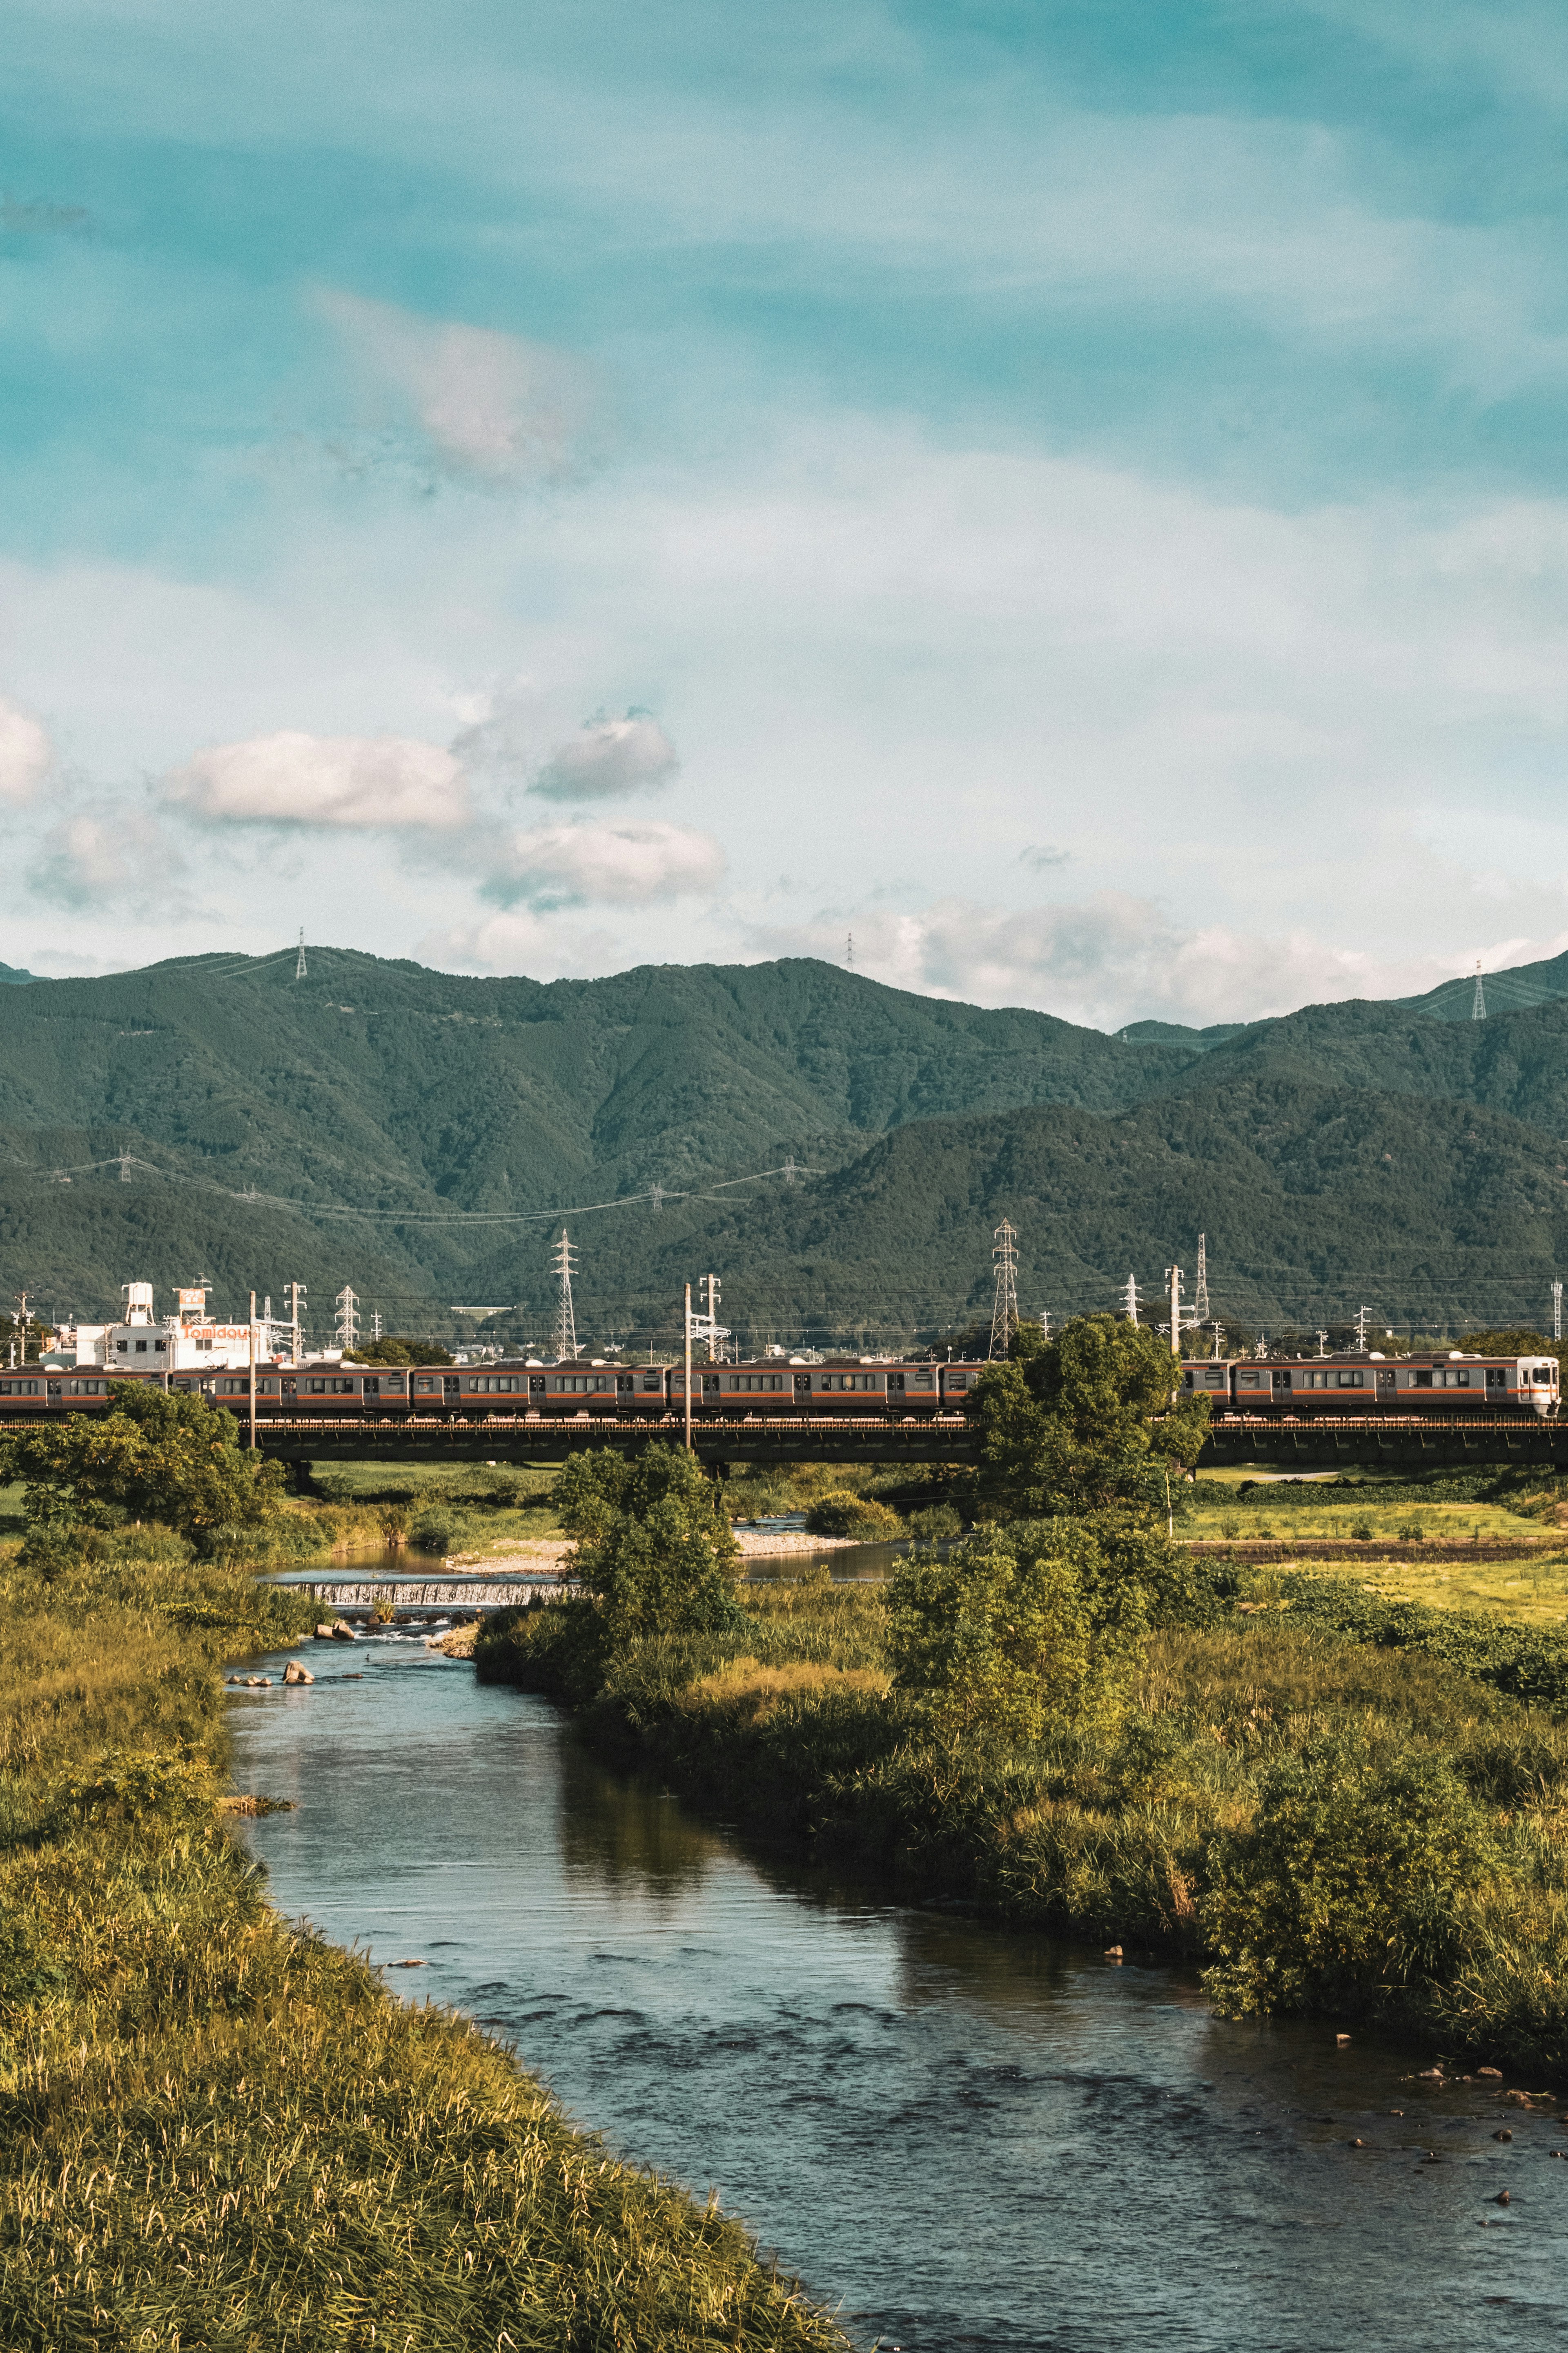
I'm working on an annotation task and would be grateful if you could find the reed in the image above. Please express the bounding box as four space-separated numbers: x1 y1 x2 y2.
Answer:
0 1548 850 2352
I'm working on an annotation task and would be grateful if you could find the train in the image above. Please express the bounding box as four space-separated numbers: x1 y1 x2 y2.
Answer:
0 1346 1557 1423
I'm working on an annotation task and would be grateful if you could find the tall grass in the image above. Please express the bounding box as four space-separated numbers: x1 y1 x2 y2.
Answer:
480 1579 1568 2078
0 1549 850 2352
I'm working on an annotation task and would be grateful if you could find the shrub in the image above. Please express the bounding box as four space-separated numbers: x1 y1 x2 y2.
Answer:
409 1508 473 1555
1201 1738 1497 2019
1350 1517 1376 1541
907 1503 962 1542
803 1495 903 1539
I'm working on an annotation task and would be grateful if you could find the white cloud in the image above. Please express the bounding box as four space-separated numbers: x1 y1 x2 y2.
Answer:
30 804 177 910
0 697 51 803
482 819 726 908
418 907 621 978
165 730 470 828
750 893 1567 1033
529 714 679 801
317 289 599 486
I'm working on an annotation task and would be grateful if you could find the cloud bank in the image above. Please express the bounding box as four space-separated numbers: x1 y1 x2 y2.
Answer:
481 819 726 909
0 698 51 803
317 290 599 487
165 730 470 828
530 714 680 801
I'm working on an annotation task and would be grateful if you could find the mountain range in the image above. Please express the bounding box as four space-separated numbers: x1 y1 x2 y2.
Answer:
2 943 1566 1350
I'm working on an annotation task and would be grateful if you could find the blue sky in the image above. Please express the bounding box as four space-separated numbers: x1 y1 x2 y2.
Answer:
5 0 1568 1026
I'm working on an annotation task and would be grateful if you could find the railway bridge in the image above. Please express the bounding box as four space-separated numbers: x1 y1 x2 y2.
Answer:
248 1410 1568 1474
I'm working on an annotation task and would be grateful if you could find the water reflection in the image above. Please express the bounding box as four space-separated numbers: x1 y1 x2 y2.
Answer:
229 1639 1568 2353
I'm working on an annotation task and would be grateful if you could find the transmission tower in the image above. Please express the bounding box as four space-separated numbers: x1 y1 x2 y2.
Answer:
1472 959 1486 1019
295 929 307 981
988 1219 1020 1359
119 1152 132 1183
552 1229 579 1360
846 932 854 970
1554 1280 1563 1343
686 1273 730 1363
334 1285 360 1352
1194 1233 1209 1320
1123 1273 1140 1325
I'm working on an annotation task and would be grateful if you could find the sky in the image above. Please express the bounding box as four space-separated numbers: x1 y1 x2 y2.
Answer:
5 0 1568 1030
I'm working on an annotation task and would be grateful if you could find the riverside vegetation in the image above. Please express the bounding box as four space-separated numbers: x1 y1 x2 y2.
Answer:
0 1387 851 2351
479 1316 1568 2078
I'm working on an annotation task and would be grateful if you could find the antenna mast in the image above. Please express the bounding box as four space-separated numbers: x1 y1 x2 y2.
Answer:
1472 959 1486 1019
552 1228 579 1360
988 1218 1020 1359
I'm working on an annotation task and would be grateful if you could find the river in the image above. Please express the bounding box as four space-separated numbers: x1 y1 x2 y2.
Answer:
228 1634 1566 2351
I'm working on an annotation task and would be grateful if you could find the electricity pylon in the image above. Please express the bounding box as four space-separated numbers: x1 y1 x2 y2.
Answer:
552 1229 579 1360
334 1286 360 1352
1472 960 1486 1019
988 1219 1020 1359
1194 1233 1209 1320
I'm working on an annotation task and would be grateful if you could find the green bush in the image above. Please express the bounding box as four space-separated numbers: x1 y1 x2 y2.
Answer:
1201 1740 1497 2020
410 1508 476 1555
803 1494 903 1539
907 1503 962 1541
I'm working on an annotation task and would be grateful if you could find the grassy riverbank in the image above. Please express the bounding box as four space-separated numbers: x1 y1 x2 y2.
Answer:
0 1544 850 2352
478 1577 1568 2079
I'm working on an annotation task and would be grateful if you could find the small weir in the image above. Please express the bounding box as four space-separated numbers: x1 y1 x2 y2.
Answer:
229 1640 1568 2352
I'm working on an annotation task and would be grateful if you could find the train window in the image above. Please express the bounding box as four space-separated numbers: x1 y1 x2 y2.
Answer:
909 1371 935 1387
1181 1372 1193 1389
382 1375 405 1390
414 1377 439 1393
1411 1371 1432 1386
1537 1365 1557 1383
947 1374 969 1392
641 1374 662 1392
1203 1371 1225 1386
1237 1372 1261 1387
466 1376 518 1392
1334 1372 1364 1387
306 1379 326 1393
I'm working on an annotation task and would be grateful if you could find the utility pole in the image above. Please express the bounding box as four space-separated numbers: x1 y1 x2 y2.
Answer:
286 1280 306 1365
11 1291 26 1364
1123 1273 1140 1325
295 928 307 981
1354 1304 1372 1351
1164 1265 1183 1359
1316 1329 1329 1357
248 1290 258 1451
988 1219 1020 1360
683 1281 693 1452
1472 959 1486 1019
1040 1307 1051 1341
371 1309 382 1343
552 1229 579 1360
1554 1280 1564 1343
1194 1233 1209 1321
334 1285 360 1352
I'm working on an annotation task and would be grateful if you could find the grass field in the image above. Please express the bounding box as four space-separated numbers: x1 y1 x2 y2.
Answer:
0 1538 850 2352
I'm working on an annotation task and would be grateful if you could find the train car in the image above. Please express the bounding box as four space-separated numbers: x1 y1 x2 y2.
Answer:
1180 1352 1560 1418
668 1360 951 1418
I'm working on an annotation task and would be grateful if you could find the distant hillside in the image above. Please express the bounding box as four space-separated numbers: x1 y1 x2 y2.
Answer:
2 945 1566 1345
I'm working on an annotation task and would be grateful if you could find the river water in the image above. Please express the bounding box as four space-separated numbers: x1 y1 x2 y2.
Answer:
228 1636 1567 2351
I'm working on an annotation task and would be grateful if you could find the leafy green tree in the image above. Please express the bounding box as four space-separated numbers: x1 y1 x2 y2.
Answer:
887 1518 1149 1744
555 1445 744 1643
2 1385 285 1571
353 1335 455 1365
969 1313 1211 1523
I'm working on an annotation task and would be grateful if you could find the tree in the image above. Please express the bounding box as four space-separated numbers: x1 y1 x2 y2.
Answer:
555 1445 744 1643
3 1385 286 1570
886 1521 1142 1744
968 1313 1211 1523
353 1335 455 1366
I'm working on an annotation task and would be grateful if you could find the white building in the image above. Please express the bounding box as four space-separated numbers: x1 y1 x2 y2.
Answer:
63 1282 273 1374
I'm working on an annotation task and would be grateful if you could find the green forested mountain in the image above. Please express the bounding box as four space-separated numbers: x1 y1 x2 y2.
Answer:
1 946 1565 1348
